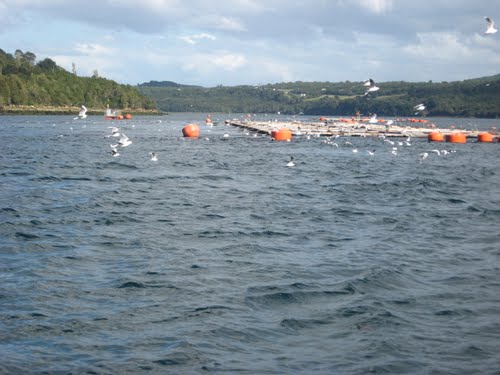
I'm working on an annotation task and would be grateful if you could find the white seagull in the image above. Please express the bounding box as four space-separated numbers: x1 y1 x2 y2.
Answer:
368 114 378 124
74 105 87 120
118 133 132 147
108 126 120 137
363 79 380 95
110 144 120 157
419 152 429 162
484 17 498 35
286 156 295 167
149 152 158 161
414 103 426 112
414 103 426 115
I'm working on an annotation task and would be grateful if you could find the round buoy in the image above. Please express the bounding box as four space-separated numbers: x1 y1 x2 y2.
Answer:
271 129 292 141
319 117 327 122
124 114 132 120
182 124 200 138
428 132 444 142
117 115 124 120
477 132 494 143
445 133 466 143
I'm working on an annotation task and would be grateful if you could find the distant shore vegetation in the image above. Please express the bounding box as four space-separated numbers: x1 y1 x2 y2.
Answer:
138 75 500 118
2 48 499 118
0 48 157 114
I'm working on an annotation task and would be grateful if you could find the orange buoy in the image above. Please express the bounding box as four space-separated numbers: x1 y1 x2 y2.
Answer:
319 117 327 122
445 133 467 143
477 132 494 143
182 124 200 138
117 115 124 120
124 114 132 120
271 128 292 141
428 132 444 142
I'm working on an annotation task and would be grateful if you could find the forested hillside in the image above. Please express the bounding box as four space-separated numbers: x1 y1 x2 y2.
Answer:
0 48 156 111
2 47 499 118
138 75 500 118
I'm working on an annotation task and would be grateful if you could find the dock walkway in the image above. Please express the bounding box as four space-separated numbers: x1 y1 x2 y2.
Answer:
225 119 485 138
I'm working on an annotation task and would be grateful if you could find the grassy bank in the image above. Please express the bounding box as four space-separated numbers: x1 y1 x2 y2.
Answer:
0 105 166 116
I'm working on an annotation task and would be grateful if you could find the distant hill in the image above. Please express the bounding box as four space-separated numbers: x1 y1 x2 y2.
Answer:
138 80 200 88
137 75 500 118
0 48 157 112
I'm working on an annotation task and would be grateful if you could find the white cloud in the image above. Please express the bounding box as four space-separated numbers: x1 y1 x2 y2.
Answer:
183 52 247 73
212 53 247 71
194 15 247 32
217 16 247 31
179 33 217 45
74 43 116 56
356 0 393 14
403 32 472 60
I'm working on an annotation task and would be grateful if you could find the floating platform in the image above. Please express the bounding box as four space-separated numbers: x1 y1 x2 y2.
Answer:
224 118 491 139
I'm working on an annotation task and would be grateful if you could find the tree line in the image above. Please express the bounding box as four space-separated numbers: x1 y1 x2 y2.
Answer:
138 75 500 118
2 48 499 118
0 49 156 110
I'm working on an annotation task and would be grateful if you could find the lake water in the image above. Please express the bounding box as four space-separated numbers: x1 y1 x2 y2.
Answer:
1 113 499 374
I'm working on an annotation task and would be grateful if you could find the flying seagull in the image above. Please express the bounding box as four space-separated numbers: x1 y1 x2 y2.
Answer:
484 17 498 35
108 126 120 137
118 133 132 147
414 103 426 111
414 103 426 115
74 105 87 119
363 79 379 95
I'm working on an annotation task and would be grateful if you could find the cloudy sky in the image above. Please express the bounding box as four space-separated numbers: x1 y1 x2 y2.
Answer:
0 0 499 87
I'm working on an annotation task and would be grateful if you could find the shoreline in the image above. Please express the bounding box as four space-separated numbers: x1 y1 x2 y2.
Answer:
0 105 166 116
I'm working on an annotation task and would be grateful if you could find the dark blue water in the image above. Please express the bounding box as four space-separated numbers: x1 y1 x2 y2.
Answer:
1 114 499 374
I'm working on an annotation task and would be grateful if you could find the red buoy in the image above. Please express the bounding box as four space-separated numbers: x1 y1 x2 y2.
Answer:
428 132 444 142
271 129 292 141
124 114 132 120
182 124 200 138
477 132 494 143
445 133 467 143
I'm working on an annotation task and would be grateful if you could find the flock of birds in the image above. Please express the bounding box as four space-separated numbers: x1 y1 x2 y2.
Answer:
68 110 462 169
283 132 458 168
105 125 157 161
